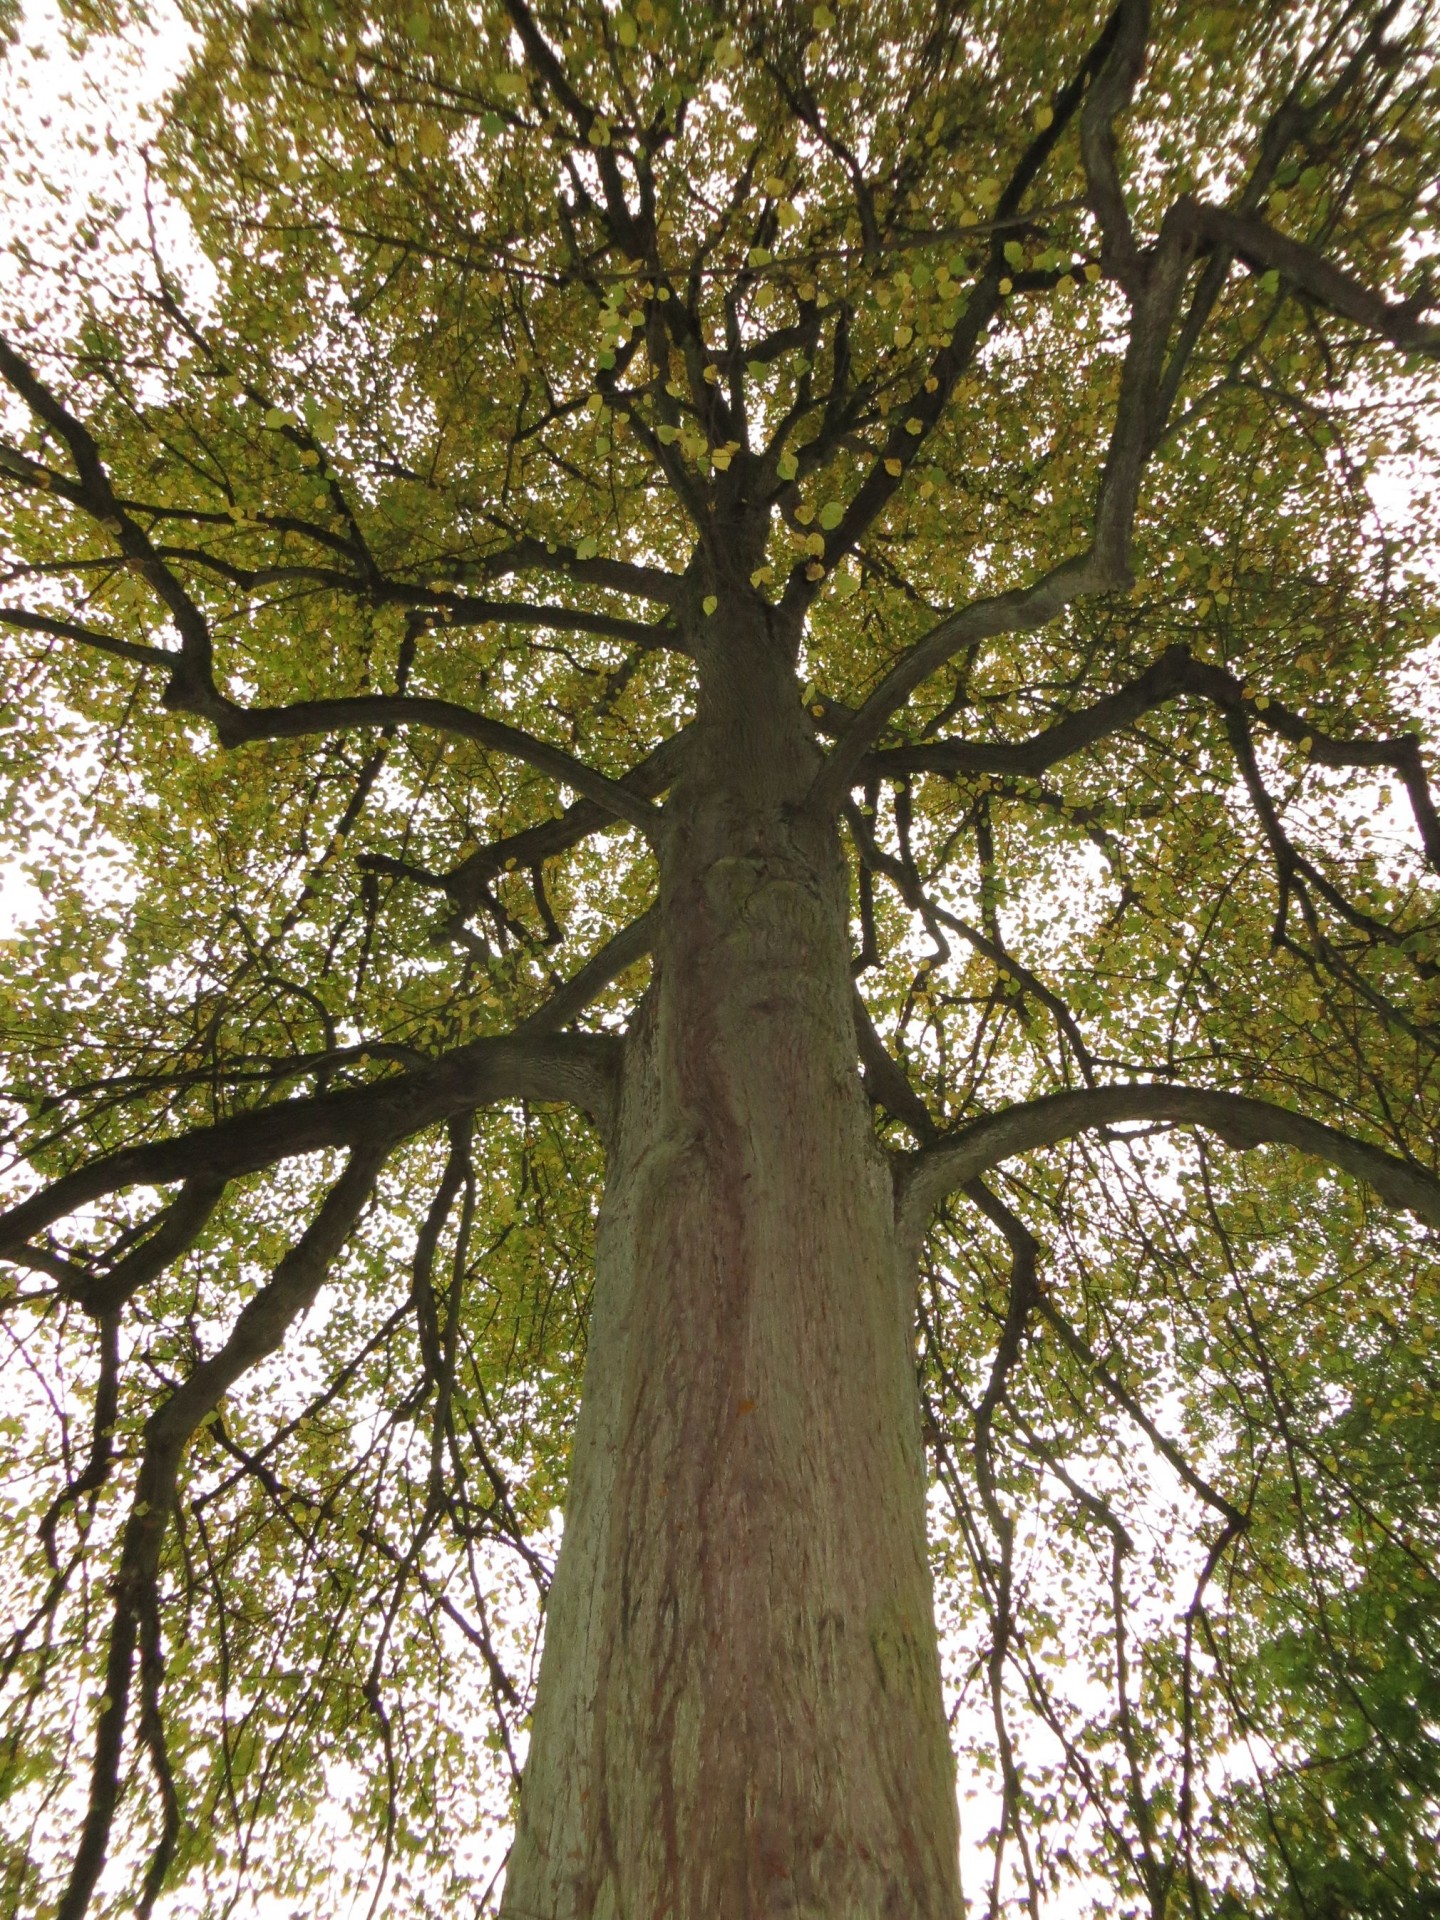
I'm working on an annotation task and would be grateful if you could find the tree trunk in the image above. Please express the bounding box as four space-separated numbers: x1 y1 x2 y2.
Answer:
502 604 961 1919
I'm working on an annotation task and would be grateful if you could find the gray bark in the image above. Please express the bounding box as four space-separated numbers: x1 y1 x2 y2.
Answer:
502 605 961 1918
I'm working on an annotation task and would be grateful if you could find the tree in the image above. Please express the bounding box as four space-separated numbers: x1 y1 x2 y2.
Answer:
2 0 1439 1912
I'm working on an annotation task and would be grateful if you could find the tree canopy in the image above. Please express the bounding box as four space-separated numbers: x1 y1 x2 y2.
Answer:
2 0 1440 1914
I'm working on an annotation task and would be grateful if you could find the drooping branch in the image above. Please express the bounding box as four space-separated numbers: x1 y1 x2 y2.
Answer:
55 1141 388 1920
0 618 660 845
845 801 1096 1084
895 1082 1440 1245
964 1177 1046 1919
0 613 660 842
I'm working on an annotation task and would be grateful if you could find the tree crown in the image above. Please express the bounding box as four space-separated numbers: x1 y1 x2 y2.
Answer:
2 0 1440 1912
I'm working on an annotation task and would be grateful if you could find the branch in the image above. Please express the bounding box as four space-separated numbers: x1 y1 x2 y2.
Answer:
808 216 1196 813
56 1142 387 1920
0 341 672 831
852 990 938 1142
862 642 1440 871
217 695 661 837
845 801 1095 1083
1190 202 1440 359
0 606 171 670
0 1033 617 1262
0 334 217 698
772 1 1132 610
808 554 1110 814
957 1175 1046 1919
515 908 656 1036
475 533 680 608
1080 0 1149 293
895 1083 1440 1244
414 727 689 933
810 11 1437 816
63 1179 226 1318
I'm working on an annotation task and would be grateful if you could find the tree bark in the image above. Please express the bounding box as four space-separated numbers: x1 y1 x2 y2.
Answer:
503 604 961 1918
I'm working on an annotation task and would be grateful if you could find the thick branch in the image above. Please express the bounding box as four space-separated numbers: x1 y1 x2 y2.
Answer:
0 1033 617 1261
1190 202 1440 358
516 909 656 1037
863 642 1440 871
215 695 661 837
895 1083 1440 1244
